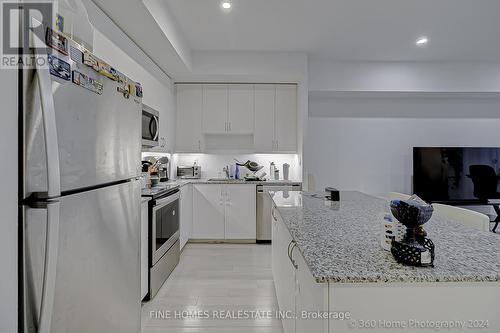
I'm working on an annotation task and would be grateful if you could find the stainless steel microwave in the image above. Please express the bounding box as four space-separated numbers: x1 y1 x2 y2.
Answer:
142 105 159 147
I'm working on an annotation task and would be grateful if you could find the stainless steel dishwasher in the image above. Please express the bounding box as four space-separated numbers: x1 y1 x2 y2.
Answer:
256 184 302 242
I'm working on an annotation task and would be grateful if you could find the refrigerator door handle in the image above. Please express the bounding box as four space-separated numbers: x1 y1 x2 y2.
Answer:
32 17 61 199
38 201 60 333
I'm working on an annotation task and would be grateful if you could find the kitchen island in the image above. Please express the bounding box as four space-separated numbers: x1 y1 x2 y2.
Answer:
271 191 500 333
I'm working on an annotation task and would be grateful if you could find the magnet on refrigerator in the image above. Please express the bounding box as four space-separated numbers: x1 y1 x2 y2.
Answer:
48 54 71 81
46 28 68 55
72 70 103 95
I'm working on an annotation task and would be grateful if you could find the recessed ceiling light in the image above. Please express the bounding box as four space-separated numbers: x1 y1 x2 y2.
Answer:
221 1 232 9
415 36 429 46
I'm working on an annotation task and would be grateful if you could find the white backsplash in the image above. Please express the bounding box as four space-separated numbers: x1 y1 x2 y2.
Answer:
173 154 301 181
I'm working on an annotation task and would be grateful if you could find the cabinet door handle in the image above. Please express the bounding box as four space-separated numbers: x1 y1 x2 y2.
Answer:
225 122 227 132
271 206 277 222
229 122 231 132
198 140 201 151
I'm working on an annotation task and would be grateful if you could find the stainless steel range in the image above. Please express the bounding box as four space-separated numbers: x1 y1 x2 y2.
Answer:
142 185 180 299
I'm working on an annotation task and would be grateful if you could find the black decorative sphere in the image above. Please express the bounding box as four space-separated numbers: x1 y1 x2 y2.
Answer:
390 199 434 228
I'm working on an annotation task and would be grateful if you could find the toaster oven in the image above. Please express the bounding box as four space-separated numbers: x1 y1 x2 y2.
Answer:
177 166 201 179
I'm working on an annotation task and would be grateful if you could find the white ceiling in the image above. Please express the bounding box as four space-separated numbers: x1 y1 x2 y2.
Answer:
91 0 191 77
165 0 500 61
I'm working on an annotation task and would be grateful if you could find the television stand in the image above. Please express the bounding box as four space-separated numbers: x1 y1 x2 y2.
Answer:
491 205 500 233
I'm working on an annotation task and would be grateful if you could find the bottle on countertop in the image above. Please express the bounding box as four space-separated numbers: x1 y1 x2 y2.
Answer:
229 165 235 179
283 163 290 180
274 169 280 180
270 162 276 180
235 164 240 179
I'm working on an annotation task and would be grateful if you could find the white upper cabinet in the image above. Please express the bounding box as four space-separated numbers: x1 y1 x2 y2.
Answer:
275 85 297 152
203 84 228 134
175 83 297 153
255 84 297 152
254 84 276 152
176 84 204 152
203 84 254 135
228 84 254 134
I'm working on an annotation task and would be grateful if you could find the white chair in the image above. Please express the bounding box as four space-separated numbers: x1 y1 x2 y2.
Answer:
387 192 411 201
432 203 490 232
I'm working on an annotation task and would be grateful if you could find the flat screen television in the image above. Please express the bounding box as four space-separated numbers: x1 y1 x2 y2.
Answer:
413 147 500 204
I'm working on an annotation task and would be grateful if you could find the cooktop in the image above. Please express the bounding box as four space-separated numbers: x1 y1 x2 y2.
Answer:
141 184 179 199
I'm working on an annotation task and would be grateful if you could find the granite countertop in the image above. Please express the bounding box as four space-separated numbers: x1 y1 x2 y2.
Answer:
272 191 500 284
158 179 302 187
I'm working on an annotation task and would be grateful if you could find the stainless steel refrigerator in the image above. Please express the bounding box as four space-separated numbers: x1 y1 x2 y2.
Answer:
20 13 142 333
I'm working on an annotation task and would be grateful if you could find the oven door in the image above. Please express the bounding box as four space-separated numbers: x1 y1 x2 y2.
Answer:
151 191 180 265
142 106 159 147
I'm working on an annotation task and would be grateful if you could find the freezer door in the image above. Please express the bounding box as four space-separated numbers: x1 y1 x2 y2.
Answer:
23 181 141 333
23 37 142 197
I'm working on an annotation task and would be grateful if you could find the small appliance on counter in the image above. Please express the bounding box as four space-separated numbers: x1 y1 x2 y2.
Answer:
177 165 201 179
390 195 435 267
157 156 170 182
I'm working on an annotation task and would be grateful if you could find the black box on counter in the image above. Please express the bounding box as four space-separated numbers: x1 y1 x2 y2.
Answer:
325 187 340 201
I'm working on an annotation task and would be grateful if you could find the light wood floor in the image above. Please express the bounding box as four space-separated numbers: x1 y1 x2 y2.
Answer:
141 243 284 333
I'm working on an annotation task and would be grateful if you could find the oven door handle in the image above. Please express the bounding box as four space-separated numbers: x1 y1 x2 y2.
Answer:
153 192 180 207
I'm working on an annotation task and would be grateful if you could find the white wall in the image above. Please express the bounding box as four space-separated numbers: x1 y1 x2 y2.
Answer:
306 95 500 196
92 29 176 153
85 0 176 154
0 69 18 332
309 61 500 93
173 154 300 181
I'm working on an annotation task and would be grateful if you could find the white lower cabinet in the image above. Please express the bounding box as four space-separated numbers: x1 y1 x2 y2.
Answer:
179 184 193 250
192 184 256 240
272 205 328 333
224 184 256 239
192 184 225 239
140 199 149 300
272 206 296 333
295 250 329 333
272 209 500 333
